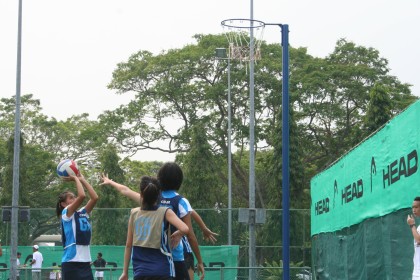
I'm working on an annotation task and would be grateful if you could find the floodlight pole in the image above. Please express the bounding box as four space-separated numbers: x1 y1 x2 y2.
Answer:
249 4 257 280
227 54 232 246
266 22 290 280
215 48 233 246
10 0 23 279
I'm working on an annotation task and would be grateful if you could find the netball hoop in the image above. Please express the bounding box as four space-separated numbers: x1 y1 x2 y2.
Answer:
221 18 265 62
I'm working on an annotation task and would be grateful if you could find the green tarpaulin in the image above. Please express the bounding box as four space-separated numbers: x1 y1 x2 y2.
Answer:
0 245 239 280
311 100 420 235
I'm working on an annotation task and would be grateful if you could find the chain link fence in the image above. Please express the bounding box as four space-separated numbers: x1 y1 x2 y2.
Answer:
0 208 311 279
0 266 312 280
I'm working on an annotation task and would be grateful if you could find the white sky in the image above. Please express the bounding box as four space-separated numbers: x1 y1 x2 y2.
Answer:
1 0 419 161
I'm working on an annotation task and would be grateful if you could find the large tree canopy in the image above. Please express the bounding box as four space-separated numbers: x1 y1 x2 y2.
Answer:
0 34 416 263
104 34 415 208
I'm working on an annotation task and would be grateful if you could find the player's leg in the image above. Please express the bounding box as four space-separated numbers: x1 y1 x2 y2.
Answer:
184 252 194 280
174 261 190 280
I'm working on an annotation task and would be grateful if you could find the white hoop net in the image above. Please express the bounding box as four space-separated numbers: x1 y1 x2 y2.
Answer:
221 19 265 62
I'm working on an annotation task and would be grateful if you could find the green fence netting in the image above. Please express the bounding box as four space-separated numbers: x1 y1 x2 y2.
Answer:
0 245 239 280
310 100 420 279
312 208 414 280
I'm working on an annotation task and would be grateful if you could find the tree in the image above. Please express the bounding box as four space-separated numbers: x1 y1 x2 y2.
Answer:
178 123 225 208
104 34 286 208
363 83 392 134
0 94 110 243
0 134 57 244
0 94 107 165
93 144 127 245
266 106 308 210
105 34 414 211
293 39 415 170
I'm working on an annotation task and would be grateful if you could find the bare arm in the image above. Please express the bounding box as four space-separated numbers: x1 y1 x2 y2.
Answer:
182 213 205 280
192 210 218 244
100 173 141 203
408 215 420 243
119 211 134 280
65 175 86 218
166 209 189 234
166 209 189 248
30 256 36 265
80 175 99 214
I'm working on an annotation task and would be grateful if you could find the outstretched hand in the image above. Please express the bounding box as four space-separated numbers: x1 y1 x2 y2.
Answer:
99 173 113 185
202 227 219 244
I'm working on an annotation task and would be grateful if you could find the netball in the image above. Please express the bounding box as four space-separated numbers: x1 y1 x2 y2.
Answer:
56 159 80 178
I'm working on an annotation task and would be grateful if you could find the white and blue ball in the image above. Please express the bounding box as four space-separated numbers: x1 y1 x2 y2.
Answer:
57 159 80 178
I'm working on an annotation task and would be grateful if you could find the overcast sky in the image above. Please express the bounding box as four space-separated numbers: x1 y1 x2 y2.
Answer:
1 0 419 161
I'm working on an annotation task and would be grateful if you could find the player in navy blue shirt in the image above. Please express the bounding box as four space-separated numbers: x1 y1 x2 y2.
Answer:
119 176 189 280
100 167 217 280
158 162 205 280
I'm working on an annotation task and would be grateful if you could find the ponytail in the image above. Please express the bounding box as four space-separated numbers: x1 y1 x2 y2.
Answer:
142 183 160 208
56 191 71 218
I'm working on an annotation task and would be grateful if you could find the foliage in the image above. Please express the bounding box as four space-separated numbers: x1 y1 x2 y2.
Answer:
0 134 57 244
260 260 305 279
363 83 392 135
0 95 109 242
105 34 416 212
261 259 284 279
0 34 417 264
93 145 126 245
294 39 415 170
177 123 225 209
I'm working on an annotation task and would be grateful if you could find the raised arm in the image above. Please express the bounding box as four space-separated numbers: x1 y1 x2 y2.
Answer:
65 175 86 217
80 174 99 214
192 210 218 244
100 173 141 203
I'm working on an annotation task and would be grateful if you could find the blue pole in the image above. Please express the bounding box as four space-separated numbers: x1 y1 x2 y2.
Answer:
281 24 290 280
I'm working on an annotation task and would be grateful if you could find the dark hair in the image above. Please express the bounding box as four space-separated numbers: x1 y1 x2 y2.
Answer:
17 252 21 256
415 197 420 202
52 262 57 266
56 191 74 218
140 176 160 209
98 252 102 257
157 162 183 191
139 176 159 192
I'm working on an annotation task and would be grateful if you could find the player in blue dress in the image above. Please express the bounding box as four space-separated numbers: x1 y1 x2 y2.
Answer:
100 168 217 280
158 162 205 280
56 173 98 280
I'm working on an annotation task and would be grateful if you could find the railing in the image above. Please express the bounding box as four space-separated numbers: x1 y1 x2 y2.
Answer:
0 266 312 280
0 208 312 279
